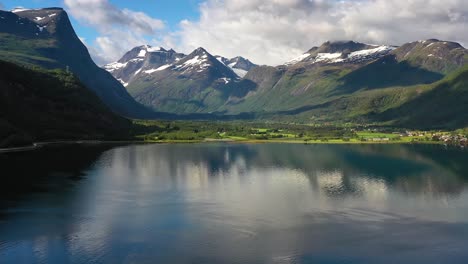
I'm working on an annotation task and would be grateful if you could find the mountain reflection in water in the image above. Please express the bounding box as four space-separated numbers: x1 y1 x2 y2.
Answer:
0 143 467 264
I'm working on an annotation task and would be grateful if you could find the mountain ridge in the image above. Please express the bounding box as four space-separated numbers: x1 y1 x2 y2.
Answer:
0 8 150 118
101 39 468 128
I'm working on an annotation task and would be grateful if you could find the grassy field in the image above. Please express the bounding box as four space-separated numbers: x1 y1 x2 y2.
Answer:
132 120 456 145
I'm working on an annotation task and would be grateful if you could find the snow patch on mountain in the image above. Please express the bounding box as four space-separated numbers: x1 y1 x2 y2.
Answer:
286 53 311 65
220 77 231 84
137 49 147 58
12 8 36 13
214 55 256 78
175 55 210 72
287 44 395 65
117 79 129 87
104 62 128 72
144 64 172 74
348 46 394 60
314 53 343 63
147 46 165 52
232 68 248 78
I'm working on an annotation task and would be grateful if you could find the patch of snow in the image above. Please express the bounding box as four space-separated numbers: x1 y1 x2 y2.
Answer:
348 46 394 59
172 54 213 73
287 45 394 66
157 64 172 71
104 62 128 72
129 58 144 63
117 79 129 87
137 49 147 58
12 8 34 13
428 54 434 57
35 17 45 21
286 53 311 65
48 13 57 18
36 25 47 32
134 68 142 75
314 53 343 63
426 43 435 48
147 46 164 52
215 56 225 64
183 56 203 66
220 77 231 84
144 64 172 74
232 68 248 78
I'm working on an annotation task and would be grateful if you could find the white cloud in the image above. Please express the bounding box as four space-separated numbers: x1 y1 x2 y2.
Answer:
173 0 468 65
64 0 166 65
66 0 468 66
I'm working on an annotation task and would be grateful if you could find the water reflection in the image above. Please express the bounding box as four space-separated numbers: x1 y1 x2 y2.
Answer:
0 143 468 264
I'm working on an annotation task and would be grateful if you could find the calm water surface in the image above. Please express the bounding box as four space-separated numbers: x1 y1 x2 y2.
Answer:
0 143 468 263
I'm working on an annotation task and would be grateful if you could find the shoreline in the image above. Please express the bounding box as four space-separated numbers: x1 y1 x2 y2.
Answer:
0 138 454 154
0 140 147 154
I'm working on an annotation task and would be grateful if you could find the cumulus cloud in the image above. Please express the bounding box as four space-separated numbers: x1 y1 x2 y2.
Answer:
65 0 468 66
174 0 468 65
64 0 165 65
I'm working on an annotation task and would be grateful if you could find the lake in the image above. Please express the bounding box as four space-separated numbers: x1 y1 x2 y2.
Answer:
1 143 468 264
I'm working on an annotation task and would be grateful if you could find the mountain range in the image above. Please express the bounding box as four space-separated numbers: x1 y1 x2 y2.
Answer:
104 45 258 113
105 39 468 128
0 6 467 141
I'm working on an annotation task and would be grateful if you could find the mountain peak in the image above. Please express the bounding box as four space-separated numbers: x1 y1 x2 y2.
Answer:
391 39 467 73
413 39 464 49
317 40 373 54
190 47 211 56
140 45 167 53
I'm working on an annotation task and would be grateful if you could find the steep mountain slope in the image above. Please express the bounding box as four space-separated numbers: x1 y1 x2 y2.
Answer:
0 60 131 148
270 65 468 129
0 8 149 117
377 66 468 128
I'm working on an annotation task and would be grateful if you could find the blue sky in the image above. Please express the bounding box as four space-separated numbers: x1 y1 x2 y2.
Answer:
1 0 467 66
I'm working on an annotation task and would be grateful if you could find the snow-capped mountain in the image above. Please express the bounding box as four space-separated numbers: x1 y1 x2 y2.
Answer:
215 56 257 77
286 41 395 66
166 47 238 80
104 45 185 86
101 39 468 117
104 46 253 113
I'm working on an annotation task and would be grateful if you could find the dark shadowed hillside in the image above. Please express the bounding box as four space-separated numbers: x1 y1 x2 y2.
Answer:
0 60 131 148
